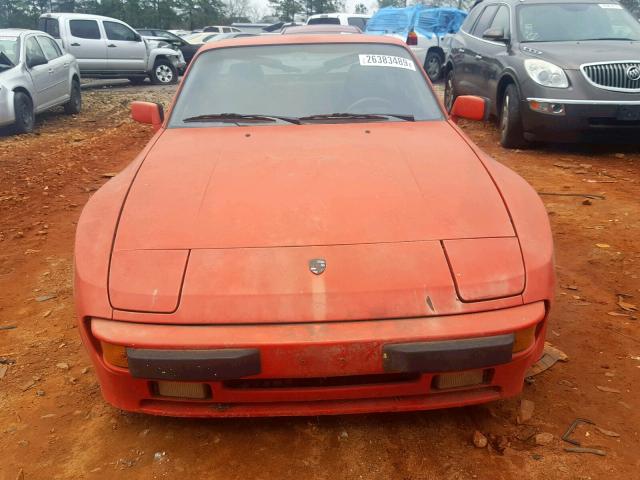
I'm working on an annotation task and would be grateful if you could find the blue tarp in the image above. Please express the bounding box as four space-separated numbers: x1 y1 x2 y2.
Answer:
365 5 467 39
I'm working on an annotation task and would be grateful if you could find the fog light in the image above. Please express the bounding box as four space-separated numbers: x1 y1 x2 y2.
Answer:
154 381 211 400
529 100 565 115
432 369 485 390
513 325 536 353
101 341 128 368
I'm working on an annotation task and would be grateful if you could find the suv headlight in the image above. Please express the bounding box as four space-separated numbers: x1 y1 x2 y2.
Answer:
524 59 569 88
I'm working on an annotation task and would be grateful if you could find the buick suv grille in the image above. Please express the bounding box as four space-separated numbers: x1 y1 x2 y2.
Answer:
581 62 640 92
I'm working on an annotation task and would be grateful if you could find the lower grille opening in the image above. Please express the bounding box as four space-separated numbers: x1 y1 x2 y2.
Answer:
224 373 421 390
589 118 640 127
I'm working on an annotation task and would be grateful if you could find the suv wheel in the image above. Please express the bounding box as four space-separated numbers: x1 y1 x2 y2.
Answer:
500 84 527 149
151 60 177 85
443 70 457 113
424 51 444 82
64 80 82 115
13 92 35 134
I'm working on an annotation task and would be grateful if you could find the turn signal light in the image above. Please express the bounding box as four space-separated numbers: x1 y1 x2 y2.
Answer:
512 325 537 353
433 369 485 390
406 30 418 46
101 341 129 368
154 381 211 400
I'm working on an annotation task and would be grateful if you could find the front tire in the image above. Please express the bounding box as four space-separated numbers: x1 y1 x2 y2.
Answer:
64 80 82 115
13 92 35 134
499 84 527 149
443 69 457 113
151 59 177 85
424 51 444 82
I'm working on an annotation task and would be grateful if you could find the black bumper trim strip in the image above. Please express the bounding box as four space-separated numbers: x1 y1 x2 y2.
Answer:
383 334 514 373
126 348 261 381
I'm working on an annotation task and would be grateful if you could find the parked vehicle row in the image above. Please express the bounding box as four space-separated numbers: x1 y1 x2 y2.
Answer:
0 29 81 133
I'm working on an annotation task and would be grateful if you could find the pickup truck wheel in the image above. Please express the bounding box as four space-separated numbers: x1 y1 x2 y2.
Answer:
499 84 527 149
151 60 177 85
443 70 457 113
13 92 35 134
64 80 82 114
424 51 444 82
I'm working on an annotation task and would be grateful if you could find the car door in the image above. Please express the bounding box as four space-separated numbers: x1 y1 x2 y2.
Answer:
462 4 500 96
67 19 107 71
449 5 483 95
476 5 512 103
103 20 147 72
37 35 69 103
24 36 56 110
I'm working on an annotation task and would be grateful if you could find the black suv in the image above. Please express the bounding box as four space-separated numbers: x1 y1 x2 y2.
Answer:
444 0 640 147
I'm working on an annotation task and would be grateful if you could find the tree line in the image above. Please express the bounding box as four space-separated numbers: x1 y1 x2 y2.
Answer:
1 0 638 30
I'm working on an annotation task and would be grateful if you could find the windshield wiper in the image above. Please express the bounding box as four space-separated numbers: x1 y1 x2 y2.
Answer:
581 37 637 41
183 113 300 125
298 113 415 122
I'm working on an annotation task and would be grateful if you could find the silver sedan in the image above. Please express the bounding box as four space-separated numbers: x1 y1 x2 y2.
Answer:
0 29 82 134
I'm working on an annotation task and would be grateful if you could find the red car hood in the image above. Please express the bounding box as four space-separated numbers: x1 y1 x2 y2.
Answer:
108 121 523 321
114 122 513 251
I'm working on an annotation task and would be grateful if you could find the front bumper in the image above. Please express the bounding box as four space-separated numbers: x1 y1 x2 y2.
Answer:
83 302 547 417
0 86 16 127
521 97 640 142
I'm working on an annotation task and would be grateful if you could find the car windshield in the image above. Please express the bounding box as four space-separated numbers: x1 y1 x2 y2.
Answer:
0 36 18 66
518 3 640 42
169 43 443 127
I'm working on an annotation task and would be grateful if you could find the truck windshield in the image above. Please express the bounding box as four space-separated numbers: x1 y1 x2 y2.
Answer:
0 37 18 66
518 3 640 42
169 43 443 127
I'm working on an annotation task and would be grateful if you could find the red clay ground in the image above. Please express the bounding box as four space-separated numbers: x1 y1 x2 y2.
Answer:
0 84 638 480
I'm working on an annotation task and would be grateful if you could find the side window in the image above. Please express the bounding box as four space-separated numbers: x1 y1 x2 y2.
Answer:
70 20 101 39
38 36 62 60
38 18 60 39
232 27 241 32
472 5 499 37
26 37 46 65
222 27 232 33
489 6 510 36
460 5 483 33
104 21 138 41
347 17 366 30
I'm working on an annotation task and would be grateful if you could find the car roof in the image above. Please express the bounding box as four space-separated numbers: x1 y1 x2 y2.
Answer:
197 33 405 53
0 28 49 37
282 25 362 34
307 13 370 19
40 12 127 22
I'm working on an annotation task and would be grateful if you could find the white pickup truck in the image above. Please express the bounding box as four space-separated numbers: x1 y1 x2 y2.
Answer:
38 13 185 85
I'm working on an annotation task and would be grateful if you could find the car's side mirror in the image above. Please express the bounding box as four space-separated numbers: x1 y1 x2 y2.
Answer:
450 95 489 122
483 28 509 43
133 33 142 42
131 101 164 130
27 55 48 69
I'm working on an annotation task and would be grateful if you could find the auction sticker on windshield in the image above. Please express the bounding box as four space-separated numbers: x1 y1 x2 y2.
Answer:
359 54 416 71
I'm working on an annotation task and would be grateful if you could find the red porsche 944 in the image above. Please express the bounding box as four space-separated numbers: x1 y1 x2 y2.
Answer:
74 34 554 417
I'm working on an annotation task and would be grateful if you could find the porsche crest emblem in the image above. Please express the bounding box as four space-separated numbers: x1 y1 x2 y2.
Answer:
309 258 326 275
